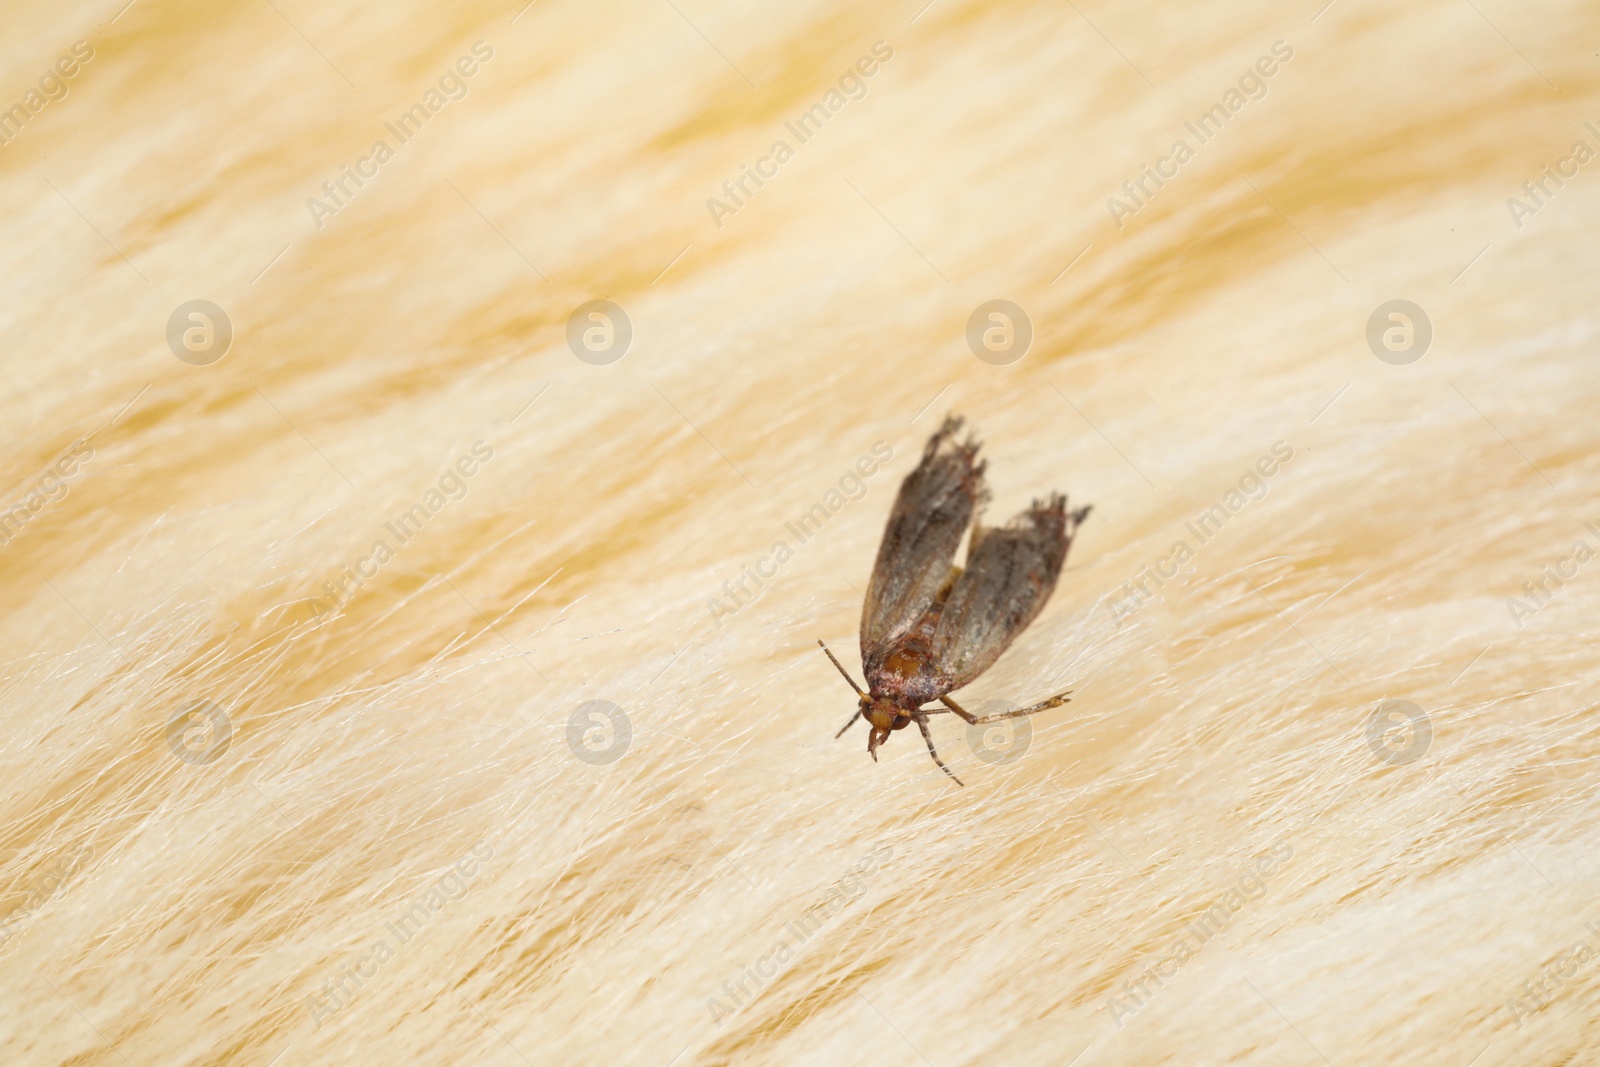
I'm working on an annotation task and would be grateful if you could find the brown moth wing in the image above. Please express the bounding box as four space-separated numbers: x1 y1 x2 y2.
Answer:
860 416 988 676
926 493 1088 691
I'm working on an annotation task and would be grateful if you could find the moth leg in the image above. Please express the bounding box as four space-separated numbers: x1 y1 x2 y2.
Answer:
1008 690 1074 716
834 709 863 739
938 692 1071 723
912 712 964 787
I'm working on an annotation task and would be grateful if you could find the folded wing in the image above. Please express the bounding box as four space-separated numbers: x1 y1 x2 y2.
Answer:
928 494 1088 691
860 416 987 675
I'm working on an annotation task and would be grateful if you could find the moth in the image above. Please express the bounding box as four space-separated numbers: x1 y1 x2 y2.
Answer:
820 415 1090 785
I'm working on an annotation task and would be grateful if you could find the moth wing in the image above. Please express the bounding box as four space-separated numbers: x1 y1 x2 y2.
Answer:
860 416 987 674
928 494 1088 690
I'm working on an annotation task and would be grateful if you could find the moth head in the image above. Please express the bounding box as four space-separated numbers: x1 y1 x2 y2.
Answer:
864 699 908 761
863 697 898 730
866 723 890 761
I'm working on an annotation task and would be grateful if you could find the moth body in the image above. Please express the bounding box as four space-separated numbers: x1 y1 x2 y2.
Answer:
818 414 1090 785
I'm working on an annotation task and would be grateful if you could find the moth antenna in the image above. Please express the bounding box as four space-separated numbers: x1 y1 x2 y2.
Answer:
816 639 867 697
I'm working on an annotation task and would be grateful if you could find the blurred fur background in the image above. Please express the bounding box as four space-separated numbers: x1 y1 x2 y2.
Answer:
2 0 1598 1063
